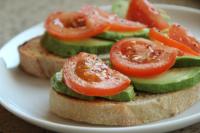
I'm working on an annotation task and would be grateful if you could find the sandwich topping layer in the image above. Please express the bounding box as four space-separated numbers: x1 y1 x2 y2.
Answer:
18 0 200 126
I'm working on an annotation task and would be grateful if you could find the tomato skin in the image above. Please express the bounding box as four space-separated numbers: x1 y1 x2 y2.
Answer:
110 38 177 77
126 0 169 30
63 52 131 96
81 5 146 32
169 24 200 53
149 28 200 56
45 11 109 40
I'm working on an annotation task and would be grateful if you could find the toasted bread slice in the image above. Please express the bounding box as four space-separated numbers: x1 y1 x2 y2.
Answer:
19 37 65 78
50 84 200 126
19 37 109 78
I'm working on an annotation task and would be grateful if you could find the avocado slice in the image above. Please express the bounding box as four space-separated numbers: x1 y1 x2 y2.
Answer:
131 67 200 93
51 71 135 102
103 85 135 102
51 71 94 100
174 56 200 67
112 0 129 18
96 29 149 41
41 33 115 58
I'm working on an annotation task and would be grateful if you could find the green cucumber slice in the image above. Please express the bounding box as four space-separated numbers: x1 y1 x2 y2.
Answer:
131 67 200 93
51 71 135 101
41 33 114 58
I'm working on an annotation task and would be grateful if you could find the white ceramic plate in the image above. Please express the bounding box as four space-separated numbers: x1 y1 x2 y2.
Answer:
0 4 200 133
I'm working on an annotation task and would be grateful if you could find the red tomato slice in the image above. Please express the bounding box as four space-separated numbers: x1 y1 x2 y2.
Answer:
149 28 200 56
81 5 146 32
45 11 109 40
107 15 147 32
126 0 169 30
110 38 177 77
63 52 131 96
169 24 200 54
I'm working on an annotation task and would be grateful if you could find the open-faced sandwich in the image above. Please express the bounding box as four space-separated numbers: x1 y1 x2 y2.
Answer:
19 0 200 126
50 37 200 126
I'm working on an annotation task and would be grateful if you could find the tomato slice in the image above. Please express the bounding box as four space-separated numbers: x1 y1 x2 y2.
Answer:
126 0 169 30
149 28 200 56
45 11 109 40
81 5 146 32
110 38 177 77
169 24 200 54
107 16 147 32
63 52 131 96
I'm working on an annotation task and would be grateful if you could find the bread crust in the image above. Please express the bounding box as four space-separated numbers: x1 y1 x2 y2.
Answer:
50 84 200 126
19 37 65 78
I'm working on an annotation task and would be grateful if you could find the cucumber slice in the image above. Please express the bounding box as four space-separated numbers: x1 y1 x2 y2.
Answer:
174 56 200 67
41 33 114 58
131 67 200 93
96 29 149 41
51 71 135 102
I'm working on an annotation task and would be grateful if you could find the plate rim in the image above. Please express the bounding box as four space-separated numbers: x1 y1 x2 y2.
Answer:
0 4 200 133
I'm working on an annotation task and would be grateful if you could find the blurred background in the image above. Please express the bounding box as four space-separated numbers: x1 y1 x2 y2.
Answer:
0 0 200 133
0 0 199 48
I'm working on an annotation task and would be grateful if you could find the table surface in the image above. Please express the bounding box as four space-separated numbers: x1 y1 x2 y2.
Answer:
0 0 200 133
